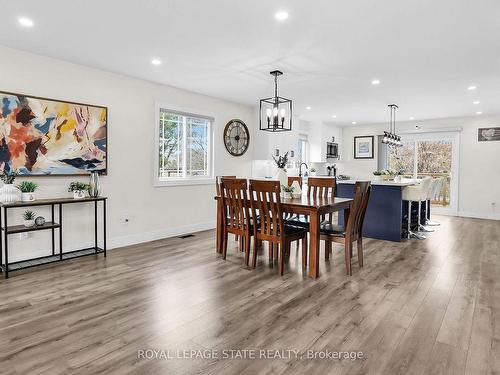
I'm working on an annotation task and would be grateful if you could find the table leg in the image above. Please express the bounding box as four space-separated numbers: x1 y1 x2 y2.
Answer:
59 204 63 260
0 206 3 271
51 204 55 256
4 207 8 279
103 200 107 257
308 211 320 278
94 200 98 254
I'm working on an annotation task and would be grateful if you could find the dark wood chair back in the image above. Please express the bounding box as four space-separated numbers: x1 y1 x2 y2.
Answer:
249 180 284 242
216 175 236 196
287 176 302 187
345 181 371 239
221 178 250 234
307 177 336 198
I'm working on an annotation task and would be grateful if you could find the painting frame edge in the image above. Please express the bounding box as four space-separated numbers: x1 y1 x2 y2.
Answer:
0 89 108 176
353 135 374 159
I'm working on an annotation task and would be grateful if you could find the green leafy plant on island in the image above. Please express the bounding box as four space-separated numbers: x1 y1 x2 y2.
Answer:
281 185 295 193
1 170 18 184
68 182 90 192
310 168 316 173
17 181 38 193
22 210 37 220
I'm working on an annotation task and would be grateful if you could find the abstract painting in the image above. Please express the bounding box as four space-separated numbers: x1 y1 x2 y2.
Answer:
478 127 500 142
0 91 107 175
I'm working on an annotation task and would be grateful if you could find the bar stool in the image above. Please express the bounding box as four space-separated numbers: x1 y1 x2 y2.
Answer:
426 177 444 226
402 177 432 240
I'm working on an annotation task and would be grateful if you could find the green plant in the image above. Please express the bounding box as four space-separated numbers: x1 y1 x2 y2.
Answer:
17 181 38 193
281 185 295 193
310 168 316 172
272 152 289 169
1 170 18 184
373 170 384 176
68 181 90 192
23 210 36 220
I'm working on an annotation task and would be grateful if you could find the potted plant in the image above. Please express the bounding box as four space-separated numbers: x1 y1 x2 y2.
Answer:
373 170 384 181
17 181 38 202
0 170 20 203
272 152 289 189
281 185 294 199
23 210 37 227
68 182 90 199
310 167 317 176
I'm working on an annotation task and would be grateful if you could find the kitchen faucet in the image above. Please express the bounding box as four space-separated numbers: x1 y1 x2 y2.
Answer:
299 163 308 177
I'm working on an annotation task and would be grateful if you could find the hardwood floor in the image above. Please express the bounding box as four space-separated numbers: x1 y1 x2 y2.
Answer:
0 215 499 374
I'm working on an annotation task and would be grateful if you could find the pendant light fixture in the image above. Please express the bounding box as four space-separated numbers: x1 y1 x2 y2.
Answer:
259 70 293 132
382 104 402 147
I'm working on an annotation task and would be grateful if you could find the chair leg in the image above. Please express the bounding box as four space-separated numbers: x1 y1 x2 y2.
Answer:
357 238 363 268
344 240 352 276
235 234 239 241
252 237 259 268
268 242 273 260
222 231 228 260
325 240 332 260
301 237 307 268
244 235 251 266
278 241 285 276
239 235 244 252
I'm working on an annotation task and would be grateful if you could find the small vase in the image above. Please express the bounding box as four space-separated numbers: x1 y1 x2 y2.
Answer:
22 192 35 202
23 219 35 228
283 192 292 199
89 171 101 197
73 190 86 199
1 184 21 203
273 168 288 190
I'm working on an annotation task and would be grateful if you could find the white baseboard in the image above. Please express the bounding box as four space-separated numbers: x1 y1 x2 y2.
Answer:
107 220 216 250
458 211 500 221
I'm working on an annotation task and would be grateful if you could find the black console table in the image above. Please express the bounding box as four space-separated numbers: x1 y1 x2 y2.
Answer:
0 196 107 278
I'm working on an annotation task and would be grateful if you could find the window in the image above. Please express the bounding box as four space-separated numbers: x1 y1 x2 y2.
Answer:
297 134 309 164
156 107 213 185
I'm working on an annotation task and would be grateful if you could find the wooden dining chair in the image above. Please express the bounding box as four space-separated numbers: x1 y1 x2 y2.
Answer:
287 176 302 187
320 181 371 276
216 176 237 253
220 178 253 265
249 180 308 275
308 177 336 223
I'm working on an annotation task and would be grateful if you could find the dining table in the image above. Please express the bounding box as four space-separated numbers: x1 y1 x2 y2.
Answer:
215 194 353 278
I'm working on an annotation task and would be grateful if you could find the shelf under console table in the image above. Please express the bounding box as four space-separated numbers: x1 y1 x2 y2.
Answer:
0 196 107 278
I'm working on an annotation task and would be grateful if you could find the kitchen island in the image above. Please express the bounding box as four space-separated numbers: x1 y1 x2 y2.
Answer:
337 179 417 242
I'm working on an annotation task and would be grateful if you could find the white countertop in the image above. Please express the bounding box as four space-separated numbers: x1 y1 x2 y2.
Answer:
337 179 418 187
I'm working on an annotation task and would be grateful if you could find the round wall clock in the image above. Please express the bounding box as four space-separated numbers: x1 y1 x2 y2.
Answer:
223 119 250 156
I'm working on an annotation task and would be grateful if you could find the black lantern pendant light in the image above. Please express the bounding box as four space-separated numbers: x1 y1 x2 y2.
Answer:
382 104 402 147
259 70 293 132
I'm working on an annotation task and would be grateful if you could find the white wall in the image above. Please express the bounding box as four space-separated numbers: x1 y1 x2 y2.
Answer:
0 46 255 260
339 116 500 220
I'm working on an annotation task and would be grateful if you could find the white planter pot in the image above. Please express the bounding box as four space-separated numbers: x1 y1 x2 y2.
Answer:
310 172 317 176
73 190 86 199
273 168 288 190
22 192 36 202
1 184 21 203
373 175 382 181
23 219 35 228
283 192 292 199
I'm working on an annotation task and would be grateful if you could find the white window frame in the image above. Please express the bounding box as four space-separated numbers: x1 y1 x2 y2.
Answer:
154 102 215 187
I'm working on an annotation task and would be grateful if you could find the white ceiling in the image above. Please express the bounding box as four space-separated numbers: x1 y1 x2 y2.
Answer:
2 0 500 126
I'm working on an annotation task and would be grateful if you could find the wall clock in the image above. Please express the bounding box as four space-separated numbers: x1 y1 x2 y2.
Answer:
223 119 250 156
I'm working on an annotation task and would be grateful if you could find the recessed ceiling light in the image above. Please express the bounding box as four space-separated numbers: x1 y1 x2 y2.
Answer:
475 111 483 115
331 115 337 119
351 121 357 125
18 17 34 28
151 58 162 66
409 116 415 120
371 79 380 85
467 85 477 91
473 101 480 105
305 106 311 110
275 11 289 21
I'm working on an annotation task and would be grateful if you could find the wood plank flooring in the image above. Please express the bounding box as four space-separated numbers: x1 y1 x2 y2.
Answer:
0 215 499 374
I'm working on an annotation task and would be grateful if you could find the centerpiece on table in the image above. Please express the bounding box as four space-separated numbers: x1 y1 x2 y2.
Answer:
17 181 39 202
272 152 289 189
23 210 37 227
68 182 90 199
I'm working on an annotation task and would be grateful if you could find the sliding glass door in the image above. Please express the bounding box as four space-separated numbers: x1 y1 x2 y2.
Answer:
388 131 460 215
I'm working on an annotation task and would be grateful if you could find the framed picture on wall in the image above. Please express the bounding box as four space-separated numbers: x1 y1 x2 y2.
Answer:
0 91 107 175
478 127 500 142
354 136 374 159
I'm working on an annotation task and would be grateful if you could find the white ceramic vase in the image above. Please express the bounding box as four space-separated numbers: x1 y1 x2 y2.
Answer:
22 192 36 202
1 184 21 203
273 168 288 190
23 219 35 228
73 190 86 199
